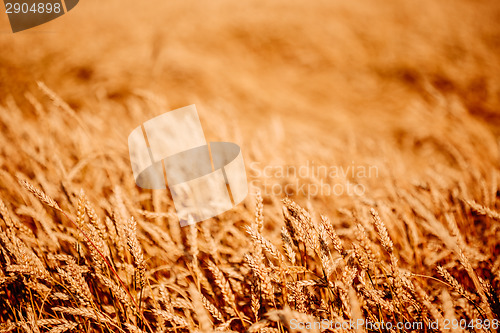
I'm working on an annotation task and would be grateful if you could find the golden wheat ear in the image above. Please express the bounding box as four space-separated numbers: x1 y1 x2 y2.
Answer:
18 179 62 213
17 179 154 332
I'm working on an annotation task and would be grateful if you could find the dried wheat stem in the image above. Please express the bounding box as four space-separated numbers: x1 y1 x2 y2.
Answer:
201 294 225 322
245 226 286 264
19 179 62 212
207 261 238 314
281 227 296 265
46 322 78 333
464 199 500 221
255 190 264 233
320 215 345 256
126 217 146 288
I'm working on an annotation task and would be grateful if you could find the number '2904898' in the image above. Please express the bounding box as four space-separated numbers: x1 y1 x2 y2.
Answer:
5 2 62 14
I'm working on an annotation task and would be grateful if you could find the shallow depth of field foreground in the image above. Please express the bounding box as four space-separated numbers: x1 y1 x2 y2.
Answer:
1 0 500 332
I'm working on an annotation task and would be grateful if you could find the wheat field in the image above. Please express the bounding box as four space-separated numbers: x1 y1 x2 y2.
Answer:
1 0 500 332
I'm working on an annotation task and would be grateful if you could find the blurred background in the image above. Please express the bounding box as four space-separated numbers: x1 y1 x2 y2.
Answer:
0 0 499 215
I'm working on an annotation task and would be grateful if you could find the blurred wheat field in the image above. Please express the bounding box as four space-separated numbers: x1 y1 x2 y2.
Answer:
1 0 500 332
